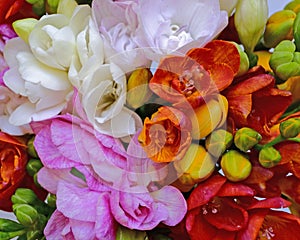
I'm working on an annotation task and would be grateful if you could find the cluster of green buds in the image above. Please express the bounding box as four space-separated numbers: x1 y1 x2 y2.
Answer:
0 189 56 240
269 40 300 81
27 136 44 187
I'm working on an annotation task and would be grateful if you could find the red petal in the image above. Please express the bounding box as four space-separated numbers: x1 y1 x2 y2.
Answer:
186 208 218 240
218 182 255 197
187 174 226 210
203 197 249 231
259 211 300 239
247 197 291 210
208 63 234 91
237 209 268 240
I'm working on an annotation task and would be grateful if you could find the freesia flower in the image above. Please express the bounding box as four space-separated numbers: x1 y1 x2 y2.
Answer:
135 0 228 61
223 66 292 136
92 0 150 72
0 132 46 211
0 23 17 80
80 62 142 137
186 173 299 239
138 106 192 163
0 86 32 135
33 112 187 235
150 40 240 109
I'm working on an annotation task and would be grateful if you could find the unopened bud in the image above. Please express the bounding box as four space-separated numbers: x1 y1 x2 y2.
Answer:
13 204 38 226
279 118 300 138
12 18 38 44
174 144 216 186
26 158 43 176
233 43 250 76
11 188 37 205
205 129 233 158
263 10 296 48
46 194 57 208
0 219 25 232
258 146 282 168
127 68 153 109
285 1 300 13
234 0 268 53
221 150 252 182
234 127 262 152
189 94 228 139
116 225 147 240
27 136 38 158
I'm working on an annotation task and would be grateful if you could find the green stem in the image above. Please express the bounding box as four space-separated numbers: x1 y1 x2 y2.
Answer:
254 136 300 151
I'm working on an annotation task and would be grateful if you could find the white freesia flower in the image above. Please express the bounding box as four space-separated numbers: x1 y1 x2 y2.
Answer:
135 0 228 61
92 0 150 72
2 0 105 127
0 86 32 135
3 37 73 126
81 62 141 137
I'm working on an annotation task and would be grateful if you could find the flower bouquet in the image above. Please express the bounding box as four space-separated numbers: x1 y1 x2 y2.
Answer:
0 0 300 239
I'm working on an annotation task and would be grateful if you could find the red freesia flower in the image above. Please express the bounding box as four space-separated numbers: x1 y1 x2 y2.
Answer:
150 40 240 109
186 174 300 240
0 132 46 211
0 0 36 24
223 66 292 136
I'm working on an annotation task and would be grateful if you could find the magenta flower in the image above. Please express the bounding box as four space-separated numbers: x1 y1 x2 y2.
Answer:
32 113 187 237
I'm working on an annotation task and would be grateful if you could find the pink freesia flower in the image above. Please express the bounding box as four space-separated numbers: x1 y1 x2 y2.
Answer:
32 113 187 237
135 0 228 61
92 0 150 72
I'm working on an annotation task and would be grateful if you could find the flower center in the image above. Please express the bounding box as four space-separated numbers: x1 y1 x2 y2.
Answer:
201 198 221 215
257 226 275 240
172 65 207 97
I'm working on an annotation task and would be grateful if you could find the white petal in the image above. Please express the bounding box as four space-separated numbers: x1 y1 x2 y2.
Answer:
9 101 36 125
17 52 71 91
3 67 26 95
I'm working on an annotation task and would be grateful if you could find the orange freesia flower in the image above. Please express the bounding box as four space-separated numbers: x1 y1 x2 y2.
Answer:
223 66 292 136
138 106 192 163
150 40 240 109
0 132 47 211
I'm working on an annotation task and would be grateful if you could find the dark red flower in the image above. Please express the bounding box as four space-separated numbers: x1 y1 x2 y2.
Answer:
223 66 292 137
186 174 299 240
0 0 37 25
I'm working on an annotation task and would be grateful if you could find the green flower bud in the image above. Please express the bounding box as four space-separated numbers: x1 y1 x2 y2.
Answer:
126 68 153 109
274 39 296 52
27 136 38 158
232 43 250 76
13 204 38 226
46 0 60 13
293 52 300 63
279 118 300 138
285 1 300 14
293 11 300 51
0 219 25 232
263 10 296 48
116 226 147 240
234 127 262 152
0 230 26 240
221 150 252 182
26 158 43 176
269 51 294 74
27 230 43 240
234 0 268 53
12 18 38 44
205 129 233 158
32 0 46 16
259 146 282 168
276 62 300 80
11 188 37 205
46 194 57 208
